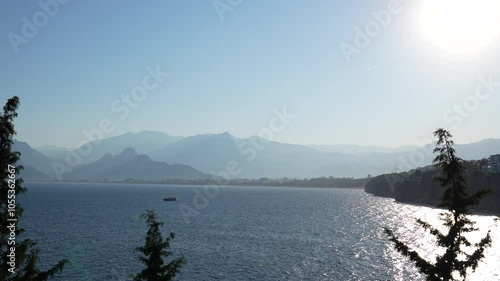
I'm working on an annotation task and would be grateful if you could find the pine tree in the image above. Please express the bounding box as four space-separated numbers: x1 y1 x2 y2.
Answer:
0 96 69 281
134 209 185 281
384 128 493 281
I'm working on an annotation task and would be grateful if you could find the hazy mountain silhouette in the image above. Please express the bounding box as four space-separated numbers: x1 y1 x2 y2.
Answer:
35 145 70 160
13 140 57 179
64 147 140 179
72 131 183 164
150 132 244 173
455 138 500 159
14 132 500 180
21 166 51 182
149 133 420 178
309 144 417 154
103 154 210 181
150 133 500 178
64 147 208 181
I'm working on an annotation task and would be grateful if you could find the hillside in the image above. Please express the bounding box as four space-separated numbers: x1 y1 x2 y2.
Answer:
14 132 500 180
64 147 208 181
365 165 500 214
13 140 57 179
71 131 183 164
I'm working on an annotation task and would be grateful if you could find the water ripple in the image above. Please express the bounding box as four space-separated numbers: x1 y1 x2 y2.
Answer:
19 183 500 281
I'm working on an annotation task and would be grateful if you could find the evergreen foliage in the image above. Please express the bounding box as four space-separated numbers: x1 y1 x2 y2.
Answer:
134 209 185 281
0 96 68 281
384 128 493 281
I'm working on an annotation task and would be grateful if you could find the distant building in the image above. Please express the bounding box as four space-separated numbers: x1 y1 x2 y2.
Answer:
489 154 500 173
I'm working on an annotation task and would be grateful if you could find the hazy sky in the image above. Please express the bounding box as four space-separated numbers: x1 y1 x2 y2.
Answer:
1 0 499 148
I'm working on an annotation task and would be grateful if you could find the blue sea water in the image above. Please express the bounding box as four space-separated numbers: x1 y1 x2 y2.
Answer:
18 183 500 281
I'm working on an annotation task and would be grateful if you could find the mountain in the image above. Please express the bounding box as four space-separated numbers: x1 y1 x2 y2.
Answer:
13 140 57 179
35 145 70 160
150 133 500 178
149 133 397 178
455 139 500 160
103 155 210 181
150 132 244 173
72 131 183 164
64 148 208 181
64 147 139 179
20 166 51 182
14 133 500 181
309 144 417 154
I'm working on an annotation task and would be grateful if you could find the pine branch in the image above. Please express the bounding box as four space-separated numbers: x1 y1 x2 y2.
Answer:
384 228 433 276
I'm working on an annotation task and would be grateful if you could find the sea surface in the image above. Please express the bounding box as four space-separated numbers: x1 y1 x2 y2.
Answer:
18 183 500 281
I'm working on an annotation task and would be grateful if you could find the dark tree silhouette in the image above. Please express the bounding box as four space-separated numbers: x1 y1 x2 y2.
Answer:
0 96 68 281
384 128 493 281
134 209 185 281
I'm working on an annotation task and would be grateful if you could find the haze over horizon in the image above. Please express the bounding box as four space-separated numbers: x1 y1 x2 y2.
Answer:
2 1 500 148
15 130 500 151
1 2 500 280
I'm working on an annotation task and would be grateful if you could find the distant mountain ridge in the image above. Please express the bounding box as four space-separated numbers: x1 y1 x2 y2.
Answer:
71 131 183 164
64 147 210 181
151 132 242 174
35 145 70 158
13 131 500 181
309 144 418 154
13 140 57 179
149 133 500 178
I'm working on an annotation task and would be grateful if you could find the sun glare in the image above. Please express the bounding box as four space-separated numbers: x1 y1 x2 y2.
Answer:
420 0 500 53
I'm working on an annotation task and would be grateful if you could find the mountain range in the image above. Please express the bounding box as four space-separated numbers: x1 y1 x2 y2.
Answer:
39 131 182 164
13 131 500 182
64 147 210 181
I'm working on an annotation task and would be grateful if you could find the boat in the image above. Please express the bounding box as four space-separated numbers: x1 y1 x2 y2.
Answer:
163 197 177 201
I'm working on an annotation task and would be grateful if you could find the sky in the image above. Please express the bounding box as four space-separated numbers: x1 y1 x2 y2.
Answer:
1 0 499 148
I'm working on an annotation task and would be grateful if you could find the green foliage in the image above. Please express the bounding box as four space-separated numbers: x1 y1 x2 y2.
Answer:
0 96 68 281
384 128 493 281
134 209 185 281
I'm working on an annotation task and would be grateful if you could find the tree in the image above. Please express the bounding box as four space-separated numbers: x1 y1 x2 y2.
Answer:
134 209 185 281
0 96 68 281
384 128 493 281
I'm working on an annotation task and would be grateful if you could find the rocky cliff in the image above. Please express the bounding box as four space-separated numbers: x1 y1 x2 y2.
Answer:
365 168 500 214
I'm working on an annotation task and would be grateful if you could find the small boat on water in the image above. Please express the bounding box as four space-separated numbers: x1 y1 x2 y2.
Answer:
163 197 177 202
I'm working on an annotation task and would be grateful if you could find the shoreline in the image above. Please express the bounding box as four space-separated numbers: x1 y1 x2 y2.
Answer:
366 192 500 217
25 180 366 189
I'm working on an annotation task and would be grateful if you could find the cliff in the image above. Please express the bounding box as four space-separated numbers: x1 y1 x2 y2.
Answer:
365 168 500 214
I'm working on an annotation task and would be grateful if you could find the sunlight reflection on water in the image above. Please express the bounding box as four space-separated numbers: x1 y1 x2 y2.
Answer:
379 201 499 281
21 184 500 280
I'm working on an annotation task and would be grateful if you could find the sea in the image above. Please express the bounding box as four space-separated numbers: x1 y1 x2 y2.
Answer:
18 182 500 281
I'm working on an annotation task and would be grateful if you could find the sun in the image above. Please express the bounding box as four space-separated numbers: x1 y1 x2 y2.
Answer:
419 0 500 53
